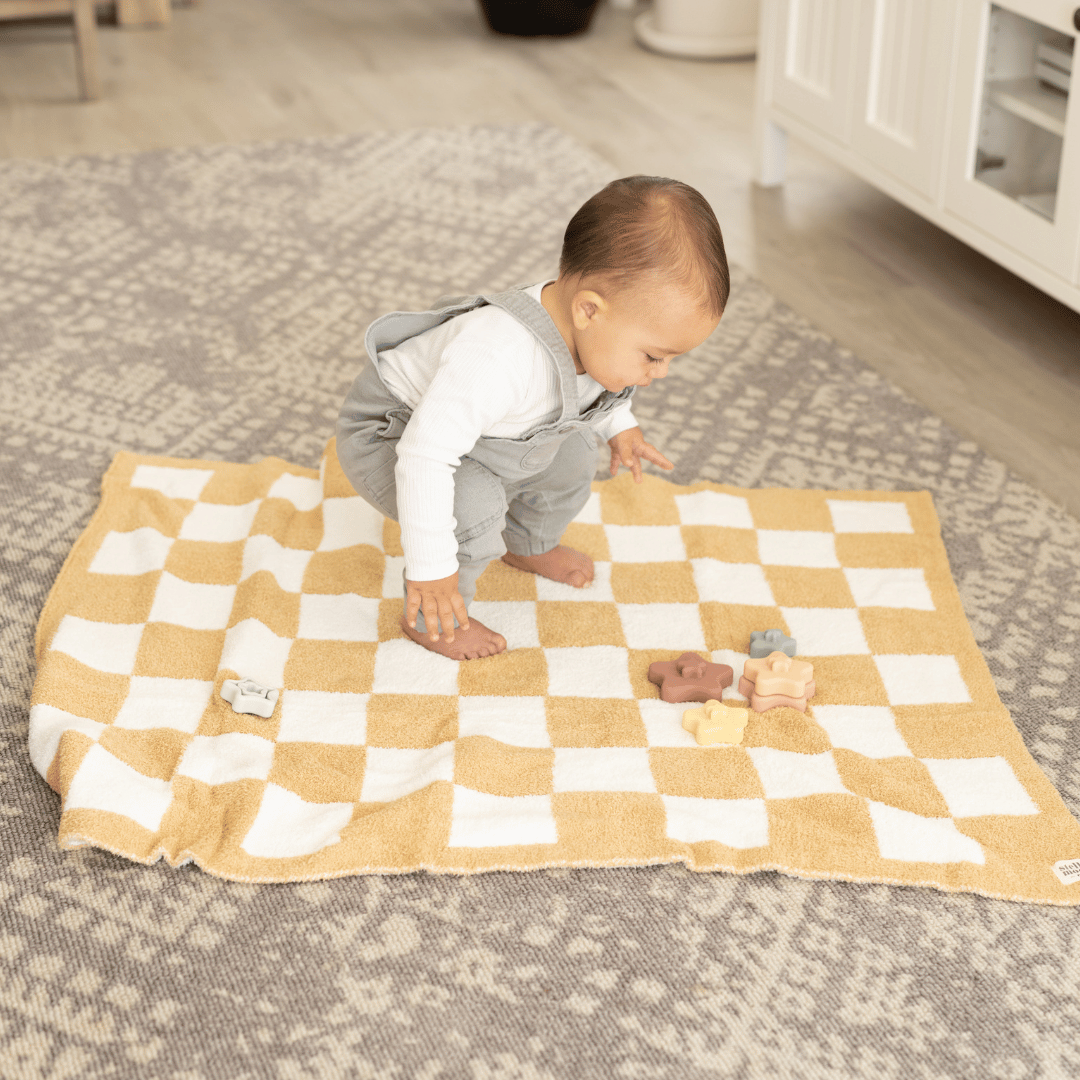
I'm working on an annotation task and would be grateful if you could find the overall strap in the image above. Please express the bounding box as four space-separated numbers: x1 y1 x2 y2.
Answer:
479 287 580 424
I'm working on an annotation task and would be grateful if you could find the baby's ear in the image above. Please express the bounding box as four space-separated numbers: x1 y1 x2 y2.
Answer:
571 289 607 329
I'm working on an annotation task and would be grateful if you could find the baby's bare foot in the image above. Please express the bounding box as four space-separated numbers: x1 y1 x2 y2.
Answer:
400 616 507 661
502 546 594 589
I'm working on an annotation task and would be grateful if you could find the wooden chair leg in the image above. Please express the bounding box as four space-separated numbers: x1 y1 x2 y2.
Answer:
71 0 101 100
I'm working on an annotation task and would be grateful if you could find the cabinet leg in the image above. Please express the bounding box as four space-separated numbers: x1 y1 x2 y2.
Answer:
72 0 101 100
754 118 786 187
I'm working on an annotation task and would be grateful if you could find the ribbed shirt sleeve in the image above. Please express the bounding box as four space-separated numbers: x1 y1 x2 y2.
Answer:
395 338 530 581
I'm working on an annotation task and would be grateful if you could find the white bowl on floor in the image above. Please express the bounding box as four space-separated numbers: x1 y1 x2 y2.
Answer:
635 0 759 59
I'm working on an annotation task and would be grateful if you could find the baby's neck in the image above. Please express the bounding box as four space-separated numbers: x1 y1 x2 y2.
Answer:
540 278 586 374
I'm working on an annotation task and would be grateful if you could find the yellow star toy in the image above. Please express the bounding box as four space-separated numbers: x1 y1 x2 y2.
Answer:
682 699 750 746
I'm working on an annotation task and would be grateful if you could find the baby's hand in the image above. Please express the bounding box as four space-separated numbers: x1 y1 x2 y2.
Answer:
405 571 470 643
608 426 674 483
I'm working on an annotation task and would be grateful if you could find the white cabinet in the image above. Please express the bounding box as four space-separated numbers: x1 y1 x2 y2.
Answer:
754 0 1080 313
944 1 1080 279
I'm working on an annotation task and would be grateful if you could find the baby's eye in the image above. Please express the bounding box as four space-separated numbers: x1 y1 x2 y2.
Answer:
646 354 664 365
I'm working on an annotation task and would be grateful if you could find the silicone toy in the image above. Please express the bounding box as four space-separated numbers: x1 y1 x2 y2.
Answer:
749 629 796 659
682 699 750 746
648 652 734 703
738 651 816 713
221 678 279 718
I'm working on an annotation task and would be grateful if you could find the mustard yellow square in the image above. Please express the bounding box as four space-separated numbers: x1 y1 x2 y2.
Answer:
833 750 951 817
270 743 367 803
457 648 547 696
135 624 225 681
599 474 679 525
365 693 457 748
250 501 322 551
682 525 759 563
537 602 625 648
649 747 764 799
71 573 159 626
610 562 698 604
765 567 854 609
454 736 554 796
32 652 130 726
742 709 832 755
98 726 190 782
473 559 538 601
544 698 646 747
304 548 384 598
747 489 833 531
231 574 299 639
552 792 669 859
560 522 610 561
165 540 244 585
284 640 376 693
699 603 782 653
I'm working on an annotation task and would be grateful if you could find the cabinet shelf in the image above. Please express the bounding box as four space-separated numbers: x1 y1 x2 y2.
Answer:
987 77 1068 137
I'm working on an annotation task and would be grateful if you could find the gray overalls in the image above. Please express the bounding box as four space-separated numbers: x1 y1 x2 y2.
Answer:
337 286 634 630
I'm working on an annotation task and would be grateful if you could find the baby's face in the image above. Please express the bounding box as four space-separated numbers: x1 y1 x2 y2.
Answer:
575 281 721 393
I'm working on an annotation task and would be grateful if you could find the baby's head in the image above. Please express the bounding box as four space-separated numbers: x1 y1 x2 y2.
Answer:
553 176 728 392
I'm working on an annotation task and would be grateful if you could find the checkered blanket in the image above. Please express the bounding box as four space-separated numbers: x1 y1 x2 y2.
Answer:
29 441 1080 903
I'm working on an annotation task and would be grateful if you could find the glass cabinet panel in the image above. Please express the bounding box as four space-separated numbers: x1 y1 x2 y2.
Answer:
972 5 1074 222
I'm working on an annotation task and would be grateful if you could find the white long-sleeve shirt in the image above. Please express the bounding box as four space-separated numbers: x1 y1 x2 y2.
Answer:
378 282 637 580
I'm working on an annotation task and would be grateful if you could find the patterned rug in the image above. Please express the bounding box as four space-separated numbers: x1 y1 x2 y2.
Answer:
3 125 1080 1078
30 443 1080 904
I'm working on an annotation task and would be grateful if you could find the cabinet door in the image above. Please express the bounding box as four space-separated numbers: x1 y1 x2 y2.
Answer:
944 0 1080 279
850 0 959 199
771 0 859 143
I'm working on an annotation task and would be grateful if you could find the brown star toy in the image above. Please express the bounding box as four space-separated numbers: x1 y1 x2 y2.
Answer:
648 652 734 704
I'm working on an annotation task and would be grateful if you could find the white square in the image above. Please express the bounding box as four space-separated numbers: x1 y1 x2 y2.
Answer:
747 747 848 799
545 646 634 699
448 787 558 847
639 699 698 748
844 568 934 610
467 601 539 650
811 705 912 758
148 573 236 631
573 490 602 524
298 593 380 642
180 500 261 543
131 464 213 502
662 795 769 849
867 801 984 864
535 560 614 602
617 604 706 651
382 555 406 599
674 491 754 529
89 528 173 576
177 733 276 785
457 696 551 748
241 783 354 858
921 757 1038 818
360 743 455 802
267 472 323 512
874 655 971 705
710 649 750 701
691 560 776 606
242 535 313 593
552 747 656 792
64 743 173 833
50 615 144 676
114 677 214 733
221 618 294 688
319 496 385 552
604 525 686 563
27 704 106 779
828 499 914 534
278 690 368 744
780 608 870 655
372 639 460 696
757 530 839 568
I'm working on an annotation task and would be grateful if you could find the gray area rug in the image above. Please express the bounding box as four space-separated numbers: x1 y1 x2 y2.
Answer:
2 124 1079 1079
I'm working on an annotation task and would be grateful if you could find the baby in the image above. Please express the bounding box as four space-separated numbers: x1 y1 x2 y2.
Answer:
337 175 729 660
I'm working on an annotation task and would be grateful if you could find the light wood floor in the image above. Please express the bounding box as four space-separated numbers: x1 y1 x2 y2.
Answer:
3 0 1079 515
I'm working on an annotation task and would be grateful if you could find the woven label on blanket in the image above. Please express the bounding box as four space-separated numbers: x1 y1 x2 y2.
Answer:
29 441 1080 904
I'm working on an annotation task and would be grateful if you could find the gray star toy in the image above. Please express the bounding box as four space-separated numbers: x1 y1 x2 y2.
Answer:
749 629 796 659
221 678 279 718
